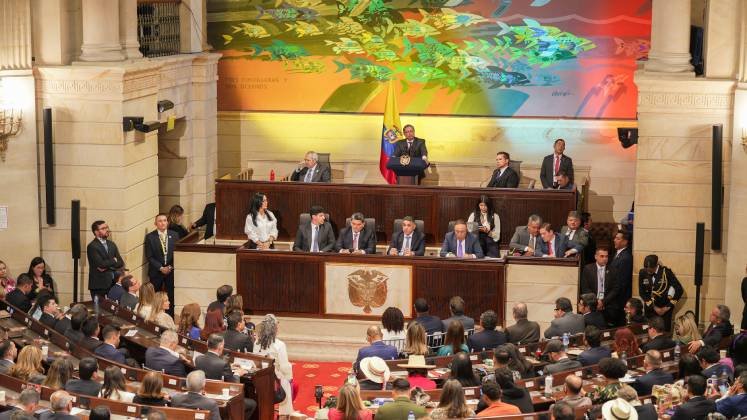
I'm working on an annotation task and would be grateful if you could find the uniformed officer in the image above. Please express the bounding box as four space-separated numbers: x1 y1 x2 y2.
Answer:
639 254 683 331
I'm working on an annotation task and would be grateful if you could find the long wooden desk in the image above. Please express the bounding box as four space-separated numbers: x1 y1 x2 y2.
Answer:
215 180 577 245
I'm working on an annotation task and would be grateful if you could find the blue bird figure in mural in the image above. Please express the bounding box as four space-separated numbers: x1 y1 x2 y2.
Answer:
477 66 530 88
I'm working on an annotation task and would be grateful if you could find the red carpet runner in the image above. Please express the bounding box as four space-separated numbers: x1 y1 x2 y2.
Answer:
291 360 352 417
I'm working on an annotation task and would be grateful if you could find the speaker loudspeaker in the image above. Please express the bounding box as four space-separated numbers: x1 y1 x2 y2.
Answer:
71 200 81 260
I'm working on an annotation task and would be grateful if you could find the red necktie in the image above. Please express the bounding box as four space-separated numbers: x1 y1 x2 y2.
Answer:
554 155 560 175
547 241 554 256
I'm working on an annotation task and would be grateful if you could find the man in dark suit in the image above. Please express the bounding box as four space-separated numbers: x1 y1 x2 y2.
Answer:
577 326 612 366
688 304 734 353
540 138 574 189
64 357 101 397
439 220 484 258
581 248 623 327
560 211 589 253
222 310 253 353
699 346 734 380
509 215 542 255
487 151 519 188
172 370 221 420
41 390 78 420
86 220 125 299
467 310 507 352
639 254 683 331
534 223 581 258
191 202 216 239
671 374 715 420
578 293 607 330
412 298 442 335
506 302 540 344
442 296 476 332
354 326 399 370
544 339 582 374
641 316 676 352
38 295 62 329
289 151 331 183
80 317 102 352
106 270 128 302
62 306 87 344
118 276 139 311
387 216 425 256
392 125 428 161
610 230 634 303
6 274 33 313
0 388 39 420
144 213 177 316
336 212 376 254
94 325 126 364
632 350 675 396
207 284 233 316
293 205 336 252
0 340 17 374
145 330 187 377
545 297 585 338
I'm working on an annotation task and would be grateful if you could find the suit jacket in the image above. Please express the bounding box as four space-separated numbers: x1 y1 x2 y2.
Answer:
355 341 399 366
0 359 14 374
290 165 331 182
581 263 621 310
442 315 475 332
39 412 78 420
64 329 84 344
86 238 124 291
635 404 659 420
508 226 541 253
392 138 428 159
559 226 589 250
107 283 125 302
80 336 102 352
145 347 186 377
439 232 484 258
641 334 676 353
632 368 674 396
6 289 31 313
387 230 426 256
544 312 585 338
414 314 443 335
534 233 581 258
639 265 684 311
40 312 57 329
222 329 253 353
578 345 612 366
702 322 734 348
64 378 101 397
506 319 541 344
144 229 177 281
487 166 519 188
671 396 716 420
192 203 216 239
545 357 582 375
335 226 376 254
54 316 71 335
583 312 607 330
119 292 138 311
0 408 20 420
172 392 221 420
95 342 126 364
467 330 507 352
610 247 634 302
196 351 237 382
540 153 574 188
293 222 336 252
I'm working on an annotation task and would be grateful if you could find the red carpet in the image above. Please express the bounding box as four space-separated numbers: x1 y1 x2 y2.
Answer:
292 360 352 417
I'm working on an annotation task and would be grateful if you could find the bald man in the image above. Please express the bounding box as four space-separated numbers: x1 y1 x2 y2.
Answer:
560 375 592 409
354 325 399 371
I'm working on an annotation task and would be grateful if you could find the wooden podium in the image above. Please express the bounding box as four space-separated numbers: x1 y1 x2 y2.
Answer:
386 156 428 185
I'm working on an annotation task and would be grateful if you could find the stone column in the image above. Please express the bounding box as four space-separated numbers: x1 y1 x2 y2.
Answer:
644 0 694 74
79 0 125 62
119 0 143 59
0 0 32 70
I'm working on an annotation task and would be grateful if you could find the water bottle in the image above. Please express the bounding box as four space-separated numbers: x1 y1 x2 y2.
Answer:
719 371 729 389
407 411 415 420
620 351 628 367
270 169 275 181
93 295 100 318
562 333 569 351
544 374 553 396
674 342 681 363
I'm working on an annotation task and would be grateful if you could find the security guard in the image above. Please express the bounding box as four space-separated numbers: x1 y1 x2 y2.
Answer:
639 254 683 331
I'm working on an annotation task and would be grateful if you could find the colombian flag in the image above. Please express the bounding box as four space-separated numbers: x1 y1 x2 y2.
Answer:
379 81 402 184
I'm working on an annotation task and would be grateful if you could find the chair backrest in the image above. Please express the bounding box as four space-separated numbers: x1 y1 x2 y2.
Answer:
299 212 331 226
427 332 445 352
393 218 424 234
508 159 522 178
382 338 406 353
345 217 376 235
317 153 330 167
447 220 478 234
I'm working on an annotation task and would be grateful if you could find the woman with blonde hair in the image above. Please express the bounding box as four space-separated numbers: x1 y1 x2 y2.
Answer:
430 379 475 419
167 204 188 239
137 282 156 320
178 303 202 339
133 371 169 406
42 357 74 389
0 260 16 293
253 314 294 415
9 346 45 383
673 311 701 346
403 321 429 356
327 383 372 420
149 291 176 330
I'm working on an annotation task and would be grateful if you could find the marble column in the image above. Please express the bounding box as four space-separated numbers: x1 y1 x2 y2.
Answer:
119 0 143 59
644 0 694 74
0 0 32 70
79 0 125 61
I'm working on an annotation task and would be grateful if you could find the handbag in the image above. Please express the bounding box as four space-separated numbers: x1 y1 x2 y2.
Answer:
274 377 286 403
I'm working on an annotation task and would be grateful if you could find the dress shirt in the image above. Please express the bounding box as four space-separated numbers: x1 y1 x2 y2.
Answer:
304 165 317 182
400 235 412 255
98 237 108 251
244 211 278 243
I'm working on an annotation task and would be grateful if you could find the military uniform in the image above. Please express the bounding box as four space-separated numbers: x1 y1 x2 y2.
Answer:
639 265 683 331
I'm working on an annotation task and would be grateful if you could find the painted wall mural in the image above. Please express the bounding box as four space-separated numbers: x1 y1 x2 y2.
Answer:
207 0 651 118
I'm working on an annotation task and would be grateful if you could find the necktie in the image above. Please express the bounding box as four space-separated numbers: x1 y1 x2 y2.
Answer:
547 241 553 256
554 155 560 175
311 226 319 252
304 168 313 182
457 240 464 257
102 240 108 253
353 232 359 251
403 236 411 254
597 267 605 299
407 141 412 150
567 230 575 240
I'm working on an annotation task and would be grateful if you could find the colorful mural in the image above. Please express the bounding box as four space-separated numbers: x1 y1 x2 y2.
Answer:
207 0 651 118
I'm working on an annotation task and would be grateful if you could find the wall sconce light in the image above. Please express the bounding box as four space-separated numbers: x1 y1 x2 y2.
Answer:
0 108 22 162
